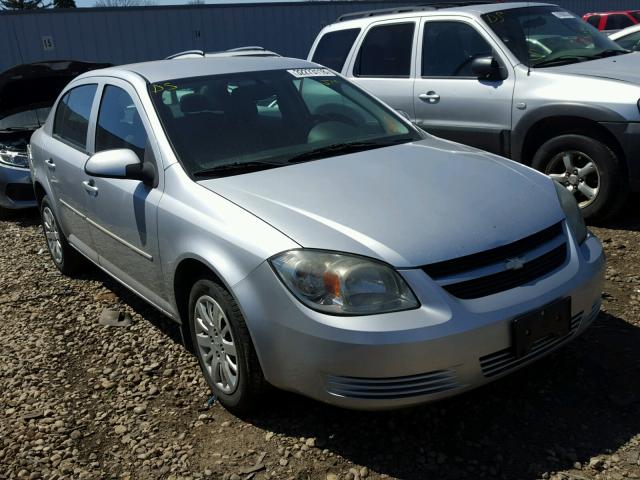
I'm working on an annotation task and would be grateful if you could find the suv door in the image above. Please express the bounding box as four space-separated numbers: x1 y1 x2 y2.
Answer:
413 19 515 156
85 80 165 308
347 20 417 119
48 82 99 261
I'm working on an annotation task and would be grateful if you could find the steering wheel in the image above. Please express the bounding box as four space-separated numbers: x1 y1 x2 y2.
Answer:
451 53 486 76
312 113 357 127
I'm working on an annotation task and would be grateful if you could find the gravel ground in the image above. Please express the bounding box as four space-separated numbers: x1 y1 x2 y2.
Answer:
1 199 639 480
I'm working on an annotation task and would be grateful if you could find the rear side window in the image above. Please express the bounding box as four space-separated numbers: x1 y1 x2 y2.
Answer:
631 12 640 22
53 84 97 150
585 15 600 28
616 30 640 50
606 14 634 30
312 28 360 72
96 85 148 160
422 22 493 77
354 23 415 77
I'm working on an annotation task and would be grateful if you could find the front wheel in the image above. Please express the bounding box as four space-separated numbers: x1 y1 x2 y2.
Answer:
188 279 266 413
532 134 628 222
40 195 86 275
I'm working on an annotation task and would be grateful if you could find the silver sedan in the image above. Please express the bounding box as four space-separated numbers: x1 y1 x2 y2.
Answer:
29 57 604 412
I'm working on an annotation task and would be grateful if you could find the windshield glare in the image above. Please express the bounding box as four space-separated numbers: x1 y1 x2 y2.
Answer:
482 7 627 67
149 70 419 176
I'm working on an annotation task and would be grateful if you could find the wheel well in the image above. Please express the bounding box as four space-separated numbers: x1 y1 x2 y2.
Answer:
521 116 626 167
173 258 225 349
34 182 46 207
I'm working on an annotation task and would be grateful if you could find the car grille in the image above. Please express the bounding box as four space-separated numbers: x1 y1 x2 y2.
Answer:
326 369 461 400
479 311 584 378
421 222 567 299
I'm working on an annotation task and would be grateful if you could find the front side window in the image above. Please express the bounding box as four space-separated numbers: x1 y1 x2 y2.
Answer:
354 23 415 77
616 30 640 51
53 84 97 150
312 28 361 72
482 7 629 67
148 70 420 178
96 85 148 159
605 14 634 31
422 22 493 77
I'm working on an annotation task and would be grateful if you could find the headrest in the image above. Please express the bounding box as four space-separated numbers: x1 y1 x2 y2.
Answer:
180 93 211 113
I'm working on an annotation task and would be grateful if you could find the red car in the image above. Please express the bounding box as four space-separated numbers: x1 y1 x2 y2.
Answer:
583 10 640 31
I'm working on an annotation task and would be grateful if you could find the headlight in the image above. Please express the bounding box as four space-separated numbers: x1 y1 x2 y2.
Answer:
270 250 419 315
554 181 587 244
0 150 29 169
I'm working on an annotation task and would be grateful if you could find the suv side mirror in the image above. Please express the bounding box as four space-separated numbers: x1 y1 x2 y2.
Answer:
471 56 506 80
85 149 156 186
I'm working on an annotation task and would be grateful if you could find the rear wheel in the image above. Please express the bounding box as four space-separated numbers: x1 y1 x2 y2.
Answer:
40 195 85 275
188 279 266 413
532 134 628 222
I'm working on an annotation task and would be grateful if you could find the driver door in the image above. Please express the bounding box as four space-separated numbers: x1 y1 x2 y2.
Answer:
413 19 515 156
84 80 167 309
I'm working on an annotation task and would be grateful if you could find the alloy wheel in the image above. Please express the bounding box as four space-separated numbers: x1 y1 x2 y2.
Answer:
42 206 63 265
193 295 239 394
546 150 600 208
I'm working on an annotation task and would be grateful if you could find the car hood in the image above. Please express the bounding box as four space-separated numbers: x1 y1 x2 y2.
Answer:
553 52 640 84
198 138 564 267
0 60 110 120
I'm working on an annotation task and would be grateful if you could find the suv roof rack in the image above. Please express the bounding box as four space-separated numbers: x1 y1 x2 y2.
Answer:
336 2 496 22
165 49 204 60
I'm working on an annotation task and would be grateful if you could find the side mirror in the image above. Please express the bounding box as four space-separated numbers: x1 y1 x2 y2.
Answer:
471 56 506 80
84 149 156 186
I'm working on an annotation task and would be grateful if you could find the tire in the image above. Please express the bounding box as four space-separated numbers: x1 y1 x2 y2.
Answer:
40 195 86 275
531 134 628 222
188 278 266 414
0 206 11 220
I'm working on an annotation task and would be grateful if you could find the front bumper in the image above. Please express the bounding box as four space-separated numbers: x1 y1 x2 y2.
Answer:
0 163 36 210
233 230 604 410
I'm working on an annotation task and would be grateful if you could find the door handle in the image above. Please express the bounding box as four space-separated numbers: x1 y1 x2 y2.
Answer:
82 180 99 196
418 91 441 104
45 158 56 170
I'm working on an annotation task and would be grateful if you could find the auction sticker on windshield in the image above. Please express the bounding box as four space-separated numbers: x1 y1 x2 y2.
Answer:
287 68 335 78
552 11 574 19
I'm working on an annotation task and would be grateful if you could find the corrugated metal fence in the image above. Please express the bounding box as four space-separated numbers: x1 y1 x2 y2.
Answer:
1 0 639 71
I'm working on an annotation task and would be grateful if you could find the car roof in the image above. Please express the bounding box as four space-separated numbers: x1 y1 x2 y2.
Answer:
609 22 640 40
332 2 555 26
80 56 320 83
585 10 640 16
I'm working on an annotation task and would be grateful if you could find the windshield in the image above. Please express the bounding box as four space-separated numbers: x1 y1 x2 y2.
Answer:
482 6 628 68
148 69 420 177
0 107 50 131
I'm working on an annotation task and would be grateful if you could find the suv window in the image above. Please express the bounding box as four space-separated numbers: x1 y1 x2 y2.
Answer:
606 14 634 30
354 23 415 77
312 28 360 72
585 15 600 28
422 22 493 77
53 84 97 150
96 85 148 160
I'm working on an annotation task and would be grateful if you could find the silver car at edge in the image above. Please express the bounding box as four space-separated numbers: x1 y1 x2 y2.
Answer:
29 56 604 412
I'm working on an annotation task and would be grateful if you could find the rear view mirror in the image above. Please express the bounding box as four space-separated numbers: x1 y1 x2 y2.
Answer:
85 149 155 186
471 56 507 80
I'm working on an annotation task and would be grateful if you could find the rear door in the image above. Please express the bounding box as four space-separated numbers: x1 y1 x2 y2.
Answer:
84 80 165 307
413 18 515 156
345 19 418 120
47 82 99 261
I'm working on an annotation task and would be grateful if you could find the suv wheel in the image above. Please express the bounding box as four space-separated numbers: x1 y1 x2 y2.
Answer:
40 195 86 275
532 134 628 222
188 279 266 413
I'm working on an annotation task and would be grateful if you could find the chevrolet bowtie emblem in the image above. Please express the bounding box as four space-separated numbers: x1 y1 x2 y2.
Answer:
505 257 525 271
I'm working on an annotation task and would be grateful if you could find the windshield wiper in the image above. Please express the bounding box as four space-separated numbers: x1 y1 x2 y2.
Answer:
287 137 413 164
533 55 593 68
193 161 283 178
592 49 630 59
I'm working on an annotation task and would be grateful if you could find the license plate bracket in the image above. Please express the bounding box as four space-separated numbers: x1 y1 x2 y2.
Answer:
512 297 571 359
